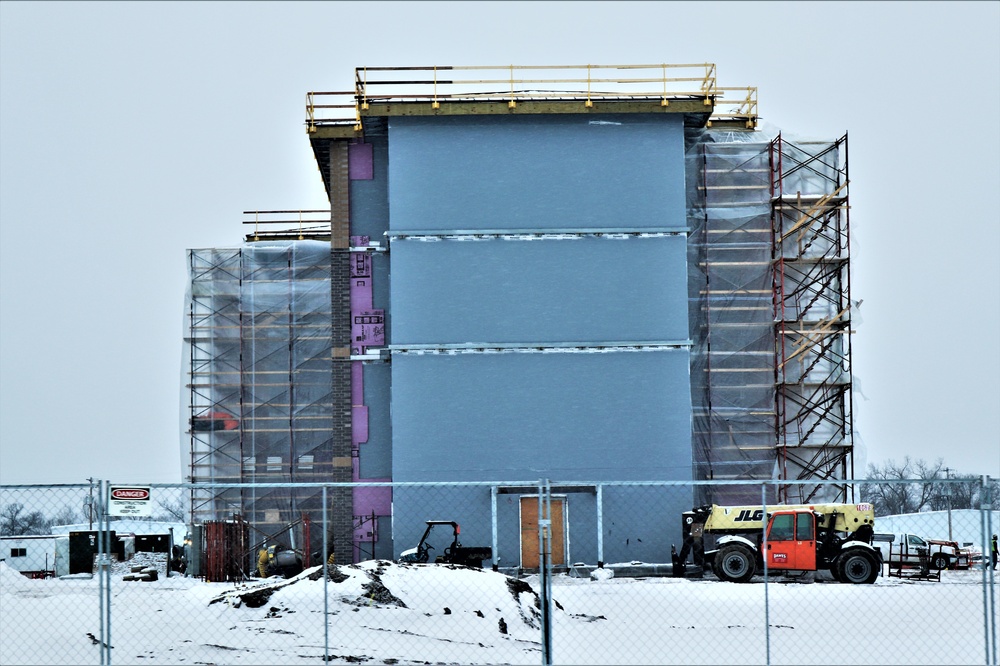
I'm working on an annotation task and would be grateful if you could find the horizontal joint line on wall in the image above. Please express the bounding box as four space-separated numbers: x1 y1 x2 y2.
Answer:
386 227 689 240
387 341 692 354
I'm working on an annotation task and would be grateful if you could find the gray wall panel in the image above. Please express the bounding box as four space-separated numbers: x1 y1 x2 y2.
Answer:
390 235 688 345
387 114 686 231
359 361 392 479
391 350 692 482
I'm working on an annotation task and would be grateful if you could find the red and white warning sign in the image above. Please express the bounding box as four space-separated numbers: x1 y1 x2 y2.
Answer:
109 486 152 517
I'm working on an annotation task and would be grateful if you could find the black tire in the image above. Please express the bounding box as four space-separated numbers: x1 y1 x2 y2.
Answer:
716 543 756 583
837 550 879 584
709 554 722 580
828 565 842 582
931 553 950 570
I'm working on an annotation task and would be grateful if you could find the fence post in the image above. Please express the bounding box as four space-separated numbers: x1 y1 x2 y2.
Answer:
323 485 329 663
538 479 553 665
982 476 996 665
491 485 499 571
596 484 604 568
98 479 106 666
762 483 770 666
105 480 114 665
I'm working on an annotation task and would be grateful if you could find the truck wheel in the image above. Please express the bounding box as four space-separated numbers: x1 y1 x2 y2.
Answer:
837 551 878 584
931 554 950 570
716 544 756 583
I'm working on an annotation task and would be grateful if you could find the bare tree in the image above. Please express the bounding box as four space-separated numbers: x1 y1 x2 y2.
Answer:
862 457 921 516
967 476 1000 511
151 497 186 523
48 504 81 527
0 503 49 536
862 457 998 516
912 457 946 510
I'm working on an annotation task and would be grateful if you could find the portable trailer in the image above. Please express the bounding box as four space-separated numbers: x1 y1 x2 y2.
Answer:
0 535 58 579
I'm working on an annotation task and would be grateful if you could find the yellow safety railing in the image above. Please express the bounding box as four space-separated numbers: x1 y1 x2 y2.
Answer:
710 86 759 129
306 63 758 132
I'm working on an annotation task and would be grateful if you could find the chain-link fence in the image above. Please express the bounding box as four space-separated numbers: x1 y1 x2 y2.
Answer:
1 478 997 665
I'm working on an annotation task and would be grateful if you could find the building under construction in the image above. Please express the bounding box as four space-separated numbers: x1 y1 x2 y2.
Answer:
183 64 855 566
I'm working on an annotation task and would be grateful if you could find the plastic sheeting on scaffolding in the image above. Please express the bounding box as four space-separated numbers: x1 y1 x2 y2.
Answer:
182 240 333 557
685 129 854 505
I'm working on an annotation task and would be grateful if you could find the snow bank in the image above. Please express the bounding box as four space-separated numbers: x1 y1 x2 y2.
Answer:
0 561 33 591
210 560 550 639
0 559 992 665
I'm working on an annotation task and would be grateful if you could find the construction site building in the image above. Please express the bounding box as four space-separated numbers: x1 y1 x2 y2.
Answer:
182 64 855 566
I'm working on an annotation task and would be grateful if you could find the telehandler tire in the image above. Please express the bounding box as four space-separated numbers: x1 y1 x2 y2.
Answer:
836 550 879 584
716 543 756 583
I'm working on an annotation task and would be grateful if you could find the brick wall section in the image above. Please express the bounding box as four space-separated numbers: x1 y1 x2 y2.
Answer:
328 138 355 564
330 340 354 564
330 141 351 250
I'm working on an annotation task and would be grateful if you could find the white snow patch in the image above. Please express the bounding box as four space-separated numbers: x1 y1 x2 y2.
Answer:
589 567 614 581
0 559 994 665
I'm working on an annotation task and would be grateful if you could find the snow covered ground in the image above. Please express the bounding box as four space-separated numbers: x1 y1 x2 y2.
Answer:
0 560 996 665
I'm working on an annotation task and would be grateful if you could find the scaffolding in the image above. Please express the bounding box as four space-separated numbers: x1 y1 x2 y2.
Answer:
687 131 854 504
184 241 335 557
770 134 854 503
687 131 776 505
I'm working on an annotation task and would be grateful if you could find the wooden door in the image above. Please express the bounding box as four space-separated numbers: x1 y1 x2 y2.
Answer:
520 496 565 568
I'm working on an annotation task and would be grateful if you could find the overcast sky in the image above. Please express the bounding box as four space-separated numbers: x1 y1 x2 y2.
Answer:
1 1 997 485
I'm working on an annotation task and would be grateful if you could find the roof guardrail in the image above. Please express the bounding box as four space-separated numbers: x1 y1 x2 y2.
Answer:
306 63 757 132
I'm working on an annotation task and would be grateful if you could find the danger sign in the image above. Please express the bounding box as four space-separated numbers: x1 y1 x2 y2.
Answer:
109 485 152 517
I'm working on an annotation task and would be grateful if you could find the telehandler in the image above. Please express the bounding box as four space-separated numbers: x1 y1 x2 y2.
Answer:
673 502 881 584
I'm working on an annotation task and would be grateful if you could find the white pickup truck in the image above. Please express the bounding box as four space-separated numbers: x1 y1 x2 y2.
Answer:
873 532 971 570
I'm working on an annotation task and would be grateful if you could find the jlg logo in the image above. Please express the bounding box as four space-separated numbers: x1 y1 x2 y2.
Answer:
734 509 765 522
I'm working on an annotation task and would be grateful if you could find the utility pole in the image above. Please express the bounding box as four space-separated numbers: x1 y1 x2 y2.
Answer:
943 467 953 541
87 477 95 530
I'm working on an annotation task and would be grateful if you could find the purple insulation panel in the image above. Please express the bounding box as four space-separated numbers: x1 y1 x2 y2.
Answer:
352 485 393 517
350 268 391 550
352 311 385 353
349 247 384 353
350 249 372 309
351 243 371 271
348 142 374 180
352 405 369 444
351 360 364 405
